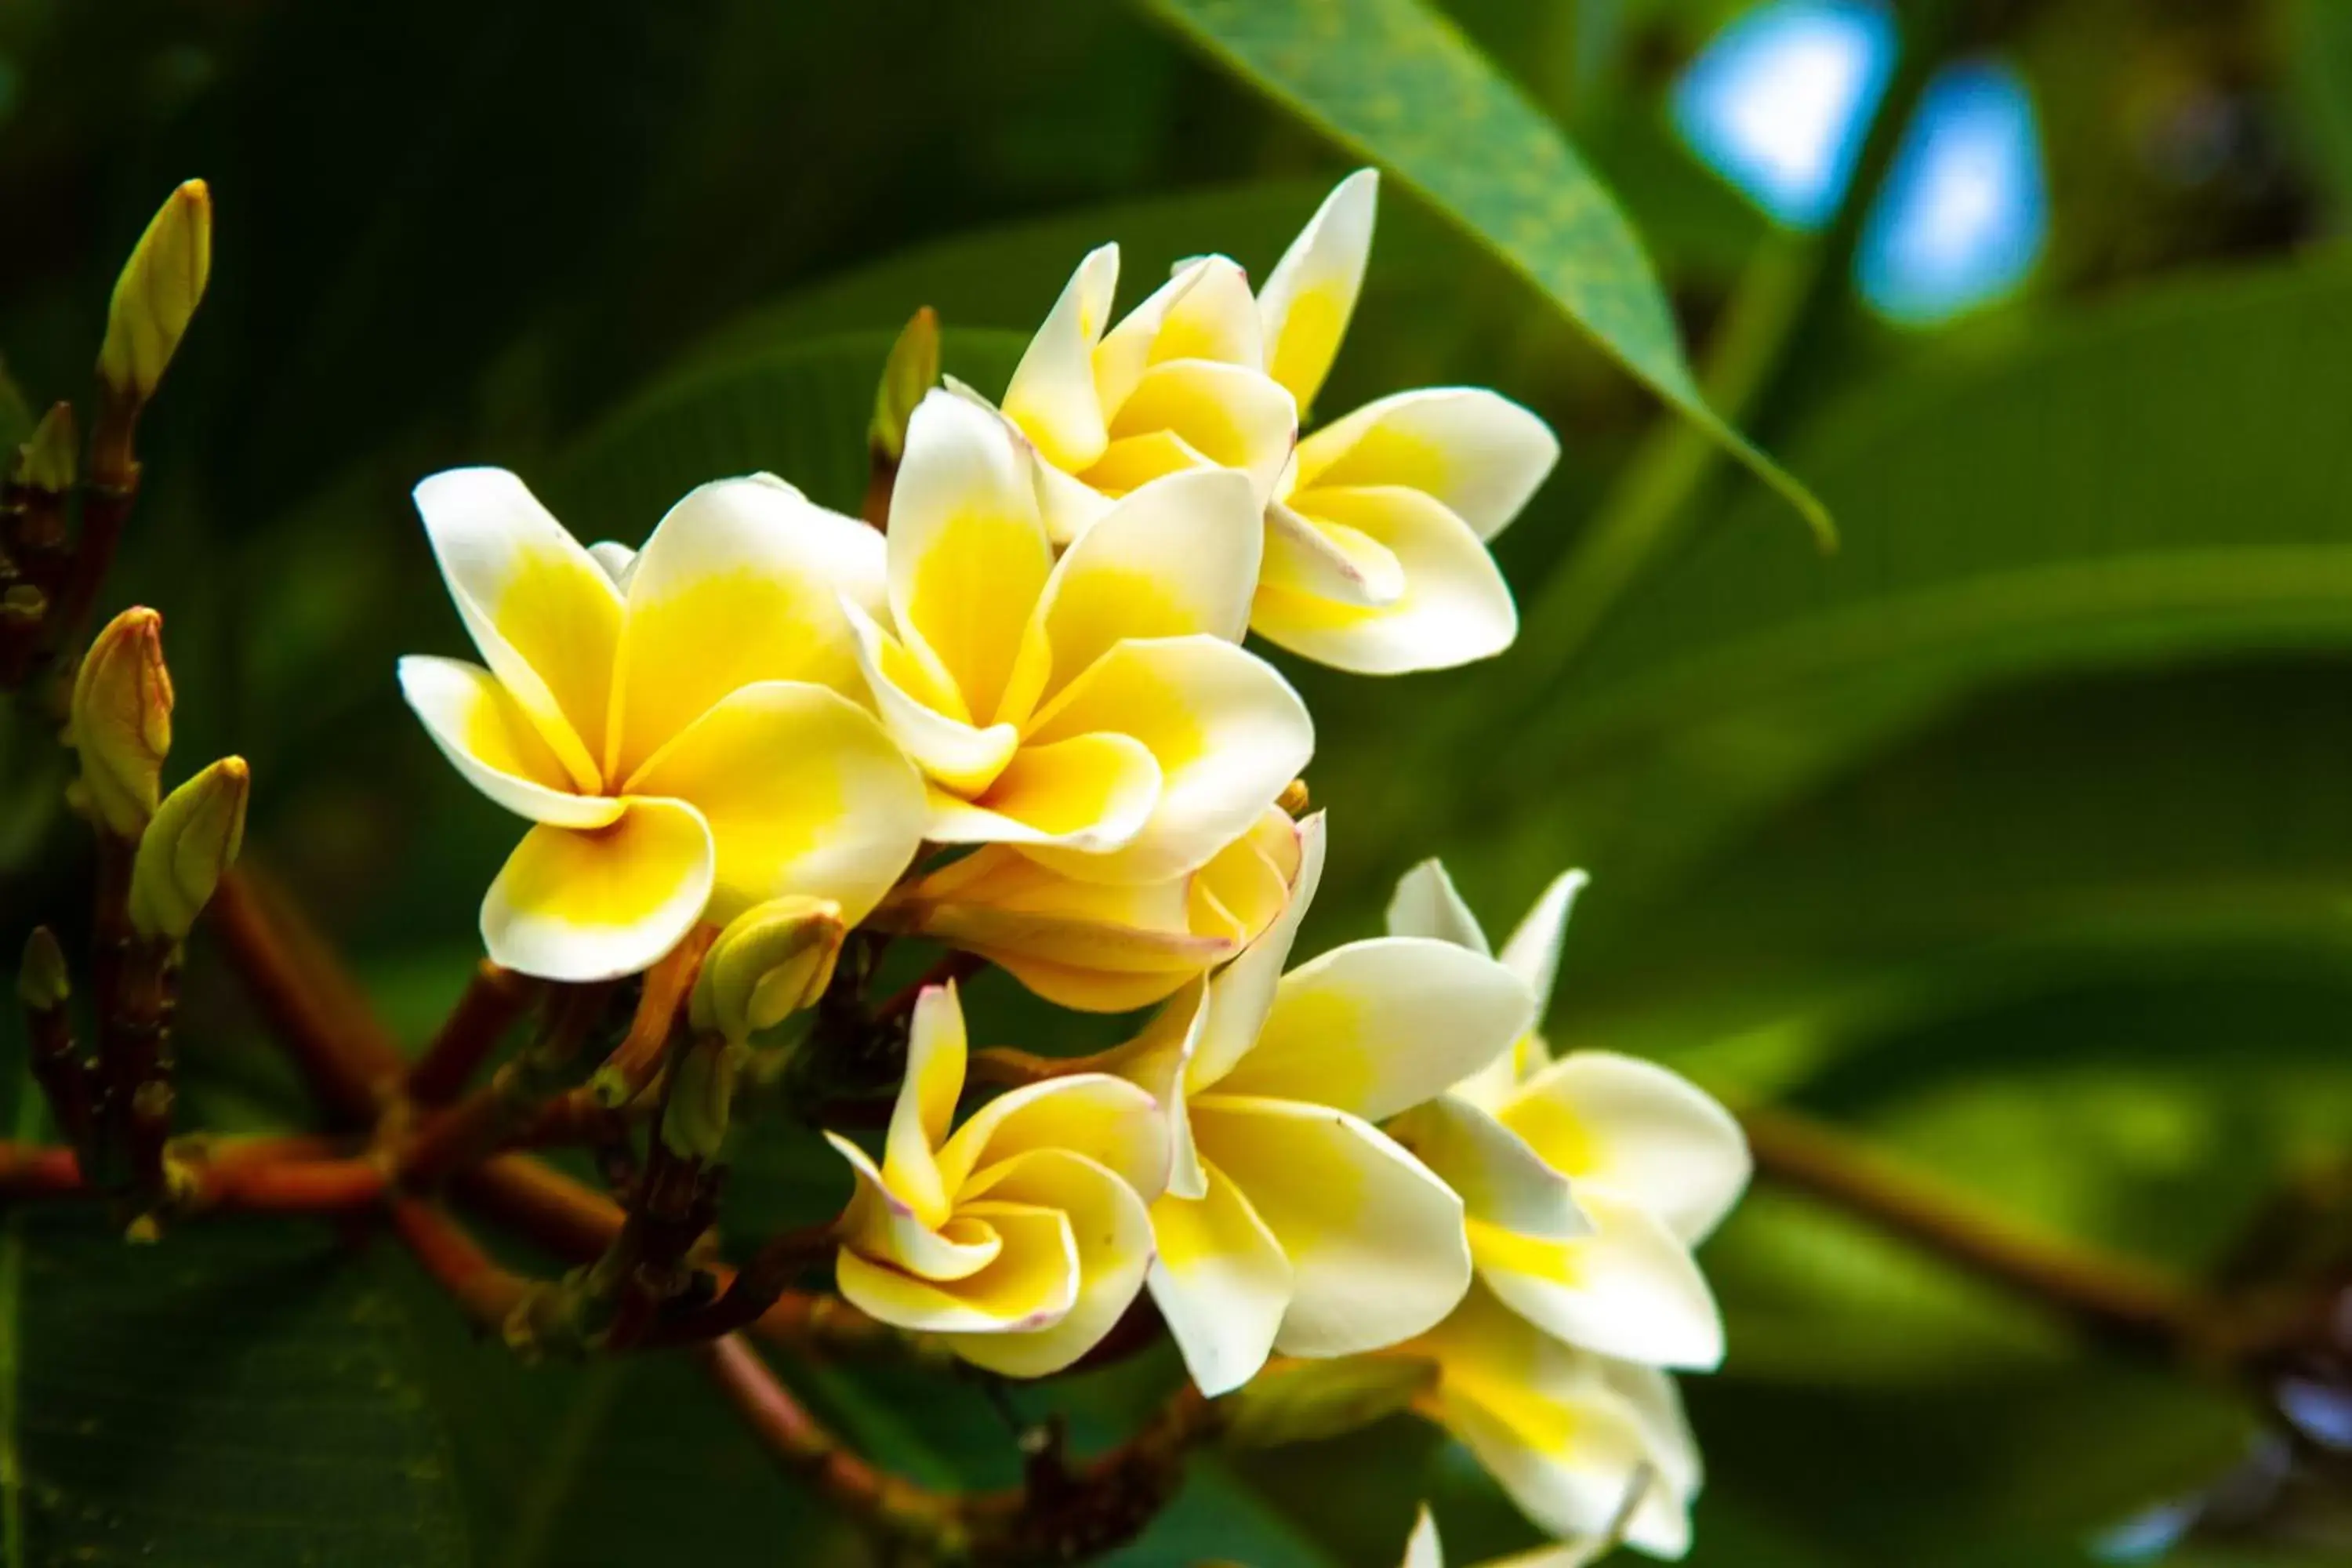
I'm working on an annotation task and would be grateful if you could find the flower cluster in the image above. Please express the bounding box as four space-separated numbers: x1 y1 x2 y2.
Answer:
399 172 1744 1561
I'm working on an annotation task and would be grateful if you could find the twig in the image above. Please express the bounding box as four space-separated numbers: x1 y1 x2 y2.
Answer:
1744 1105 2216 1360
205 865 405 1126
388 1197 532 1334
407 960 538 1105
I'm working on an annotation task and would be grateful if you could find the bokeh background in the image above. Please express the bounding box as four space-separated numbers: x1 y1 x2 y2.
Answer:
5 0 2352 1563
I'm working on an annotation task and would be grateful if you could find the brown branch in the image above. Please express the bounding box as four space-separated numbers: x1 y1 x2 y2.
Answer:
1744 1105 2217 1360
388 1197 533 1334
205 865 405 1127
0 1142 89 1198
397 981 615 1186
407 960 538 1105
0 1138 384 1215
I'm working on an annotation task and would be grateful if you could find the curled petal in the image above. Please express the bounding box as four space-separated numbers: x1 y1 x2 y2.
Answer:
398 656 622 829
414 466 618 789
1471 1189 1725 1371
1216 938 1533 1121
844 601 1021 796
1021 637 1312 885
1100 360 1296 507
1253 486 1516 675
1004 244 1120 472
939 1071 1169 1202
1148 1160 1294 1396
480 797 713 982
1383 858 1490 953
1263 499 1406 611
838 1202 1080 1335
1258 170 1378 412
946 1149 1157 1377
1502 1053 1751 1246
1192 1094 1469 1359
1293 387 1559 541
1190 812 1327 1091
826 1132 1001 1282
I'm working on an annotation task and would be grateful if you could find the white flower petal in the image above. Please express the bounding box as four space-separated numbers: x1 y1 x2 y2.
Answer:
1147 1158 1294 1396
1401 1506 1443 1568
1215 938 1533 1121
1189 813 1327 1091
414 466 618 789
924 732 1163 855
1104 360 1297 506
1004 243 1120 472
947 1149 1157 1377
1036 467 1263 697
1091 257 1214 415
1294 387 1559 540
397 655 622 829
586 540 638 586
1472 1189 1724 1371
623 681 927 927
606 474 884 779
938 1072 1169 1202
1253 485 1516 675
479 797 713 982
844 601 1022 796
1192 1094 1470 1358
1384 858 1491 953
1264 499 1407 610
1499 870 1587 1026
826 1131 1001 1282
1502 1052 1751 1245
1389 1094 1589 1243
1019 637 1313 885
838 1202 1080 1334
1258 169 1378 412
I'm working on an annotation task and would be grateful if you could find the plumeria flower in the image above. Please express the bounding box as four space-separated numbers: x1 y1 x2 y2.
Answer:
1102 814 1535 1396
1385 862 1750 1370
1403 1284 1701 1560
877 804 1306 1011
998 242 1299 543
398 470 928 982
849 391 1312 884
1397 1504 1605 1568
826 982 1169 1377
1251 172 1561 674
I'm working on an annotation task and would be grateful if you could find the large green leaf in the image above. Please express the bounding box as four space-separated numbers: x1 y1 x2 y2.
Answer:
1356 260 2352 964
0 1211 470 1566
1141 0 1825 540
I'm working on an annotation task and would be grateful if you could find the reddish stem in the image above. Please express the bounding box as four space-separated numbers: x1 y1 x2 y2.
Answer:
408 961 538 1105
206 866 405 1127
388 1197 532 1332
0 1142 89 1197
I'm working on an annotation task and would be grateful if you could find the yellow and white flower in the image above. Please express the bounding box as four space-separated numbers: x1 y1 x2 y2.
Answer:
399 469 927 982
999 244 1299 543
826 982 1169 1377
850 390 1312 884
878 803 1306 1012
1405 1283 1700 1560
1397 1504 1604 1568
1385 862 1749 1370
1104 814 1535 1396
1252 172 1560 674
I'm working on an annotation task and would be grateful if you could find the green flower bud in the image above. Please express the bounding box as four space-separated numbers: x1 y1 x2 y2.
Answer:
71 607 174 838
12 403 78 495
869 307 940 464
689 896 845 1042
661 1038 741 1163
16 926 68 1014
129 756 248 941
97 181 212 404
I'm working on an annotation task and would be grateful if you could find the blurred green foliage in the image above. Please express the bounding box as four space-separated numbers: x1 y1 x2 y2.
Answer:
6 0 2352 1563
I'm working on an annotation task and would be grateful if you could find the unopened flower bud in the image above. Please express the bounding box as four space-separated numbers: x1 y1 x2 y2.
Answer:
16 926 68 1013
1223 1354 1437 1449
689 896 845 1041
661 1038 740 1163
129 756 248 941
869 307 940 464
12 403 78 495
71 607 174 838
97 180 212 405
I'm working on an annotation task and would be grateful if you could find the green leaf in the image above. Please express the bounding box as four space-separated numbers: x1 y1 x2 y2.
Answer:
546 328 1030 536
1139 0 1826 541
1388 258 2352 990
0 1211 470 1567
